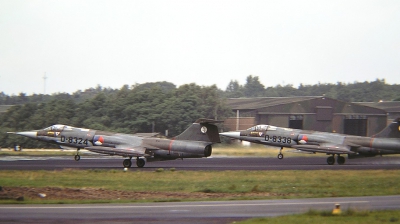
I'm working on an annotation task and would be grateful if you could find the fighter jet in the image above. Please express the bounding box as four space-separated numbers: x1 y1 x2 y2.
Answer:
8 118 221 168
220 118 400 165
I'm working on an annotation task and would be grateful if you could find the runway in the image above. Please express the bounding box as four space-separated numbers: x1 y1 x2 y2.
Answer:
1 195 400 223
0 155 400 171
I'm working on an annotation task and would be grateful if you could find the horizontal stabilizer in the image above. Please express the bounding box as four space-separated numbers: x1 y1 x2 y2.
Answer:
293 144 356 154
85 146 146 157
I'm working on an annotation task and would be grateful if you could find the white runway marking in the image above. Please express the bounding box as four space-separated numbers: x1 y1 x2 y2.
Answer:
0 200 369 210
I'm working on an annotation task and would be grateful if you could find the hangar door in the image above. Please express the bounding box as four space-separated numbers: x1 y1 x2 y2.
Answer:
289 115 303 129
343 116 367 136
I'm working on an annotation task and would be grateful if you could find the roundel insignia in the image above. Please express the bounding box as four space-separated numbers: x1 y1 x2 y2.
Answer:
94 136 104 145
201 126 207 134
298 135 308 144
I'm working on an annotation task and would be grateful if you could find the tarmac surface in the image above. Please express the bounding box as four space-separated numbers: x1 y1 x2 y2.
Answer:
0 155 400 171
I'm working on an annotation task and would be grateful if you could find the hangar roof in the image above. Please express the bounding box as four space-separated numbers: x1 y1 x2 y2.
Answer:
226 96 322 110
355 101 400 113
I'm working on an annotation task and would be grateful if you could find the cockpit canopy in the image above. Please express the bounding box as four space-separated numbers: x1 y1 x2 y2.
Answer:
43 124 73 132
246 125 277 131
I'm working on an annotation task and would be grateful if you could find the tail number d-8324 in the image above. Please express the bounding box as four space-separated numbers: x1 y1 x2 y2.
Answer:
60 136 88 145
265 135 292 144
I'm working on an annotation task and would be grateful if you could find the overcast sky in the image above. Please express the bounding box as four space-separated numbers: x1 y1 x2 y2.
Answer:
1 0 399 95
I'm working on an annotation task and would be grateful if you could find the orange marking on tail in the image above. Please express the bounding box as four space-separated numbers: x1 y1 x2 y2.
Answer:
168 139 175 154
369 137 374 148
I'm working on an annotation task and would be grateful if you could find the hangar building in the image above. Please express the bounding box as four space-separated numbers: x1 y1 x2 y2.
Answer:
355 101 400 123
223 96 387 137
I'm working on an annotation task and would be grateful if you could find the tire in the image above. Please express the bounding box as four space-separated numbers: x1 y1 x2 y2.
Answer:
337 156 345 165
136 158 146 168
277 154 284 159
327 156 335 165
123 159 132 168
74 155 80 161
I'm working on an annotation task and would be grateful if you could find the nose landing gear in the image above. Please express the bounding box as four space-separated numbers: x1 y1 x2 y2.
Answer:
74 148 80 161
277 147 284 159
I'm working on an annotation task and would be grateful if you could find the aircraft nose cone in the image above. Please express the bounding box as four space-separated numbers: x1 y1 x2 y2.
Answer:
219 131 241 138
15 131 37 138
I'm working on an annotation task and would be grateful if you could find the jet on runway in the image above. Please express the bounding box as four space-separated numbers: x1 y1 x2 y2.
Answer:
220 118 400 165
8 118 221 168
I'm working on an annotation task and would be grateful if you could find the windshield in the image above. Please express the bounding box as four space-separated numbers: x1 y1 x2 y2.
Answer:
247 125 277 131
43 125 66 132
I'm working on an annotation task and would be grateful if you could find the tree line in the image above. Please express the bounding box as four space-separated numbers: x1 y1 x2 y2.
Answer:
225 77 400 102
1 77 400 106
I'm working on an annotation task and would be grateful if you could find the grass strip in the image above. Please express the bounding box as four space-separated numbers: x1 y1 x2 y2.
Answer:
1 169 400 204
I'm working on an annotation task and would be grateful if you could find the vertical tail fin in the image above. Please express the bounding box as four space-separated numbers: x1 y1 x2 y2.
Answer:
174 118 222 143
373 118 400 138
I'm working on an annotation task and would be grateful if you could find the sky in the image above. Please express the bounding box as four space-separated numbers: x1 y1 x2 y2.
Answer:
0 0 399 95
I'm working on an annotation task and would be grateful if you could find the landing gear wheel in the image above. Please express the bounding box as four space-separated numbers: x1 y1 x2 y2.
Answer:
74 155 80 161
123 159 132 168
74 148 81 161
136 158 146 168
337 156 345 165
277 153 284 159
327 156 335 165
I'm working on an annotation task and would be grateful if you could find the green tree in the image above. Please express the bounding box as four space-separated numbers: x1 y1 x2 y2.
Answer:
225 80 244 98
243 75 265 97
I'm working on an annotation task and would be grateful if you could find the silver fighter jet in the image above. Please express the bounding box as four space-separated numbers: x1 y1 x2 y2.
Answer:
220 118 400 165
8 118 221 168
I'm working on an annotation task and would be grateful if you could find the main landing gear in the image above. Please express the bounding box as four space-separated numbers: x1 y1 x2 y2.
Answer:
277 147 284 159
122 157 146 168
123 158 132 168
327 154 346 165
136 158 146 168
74 148 81 161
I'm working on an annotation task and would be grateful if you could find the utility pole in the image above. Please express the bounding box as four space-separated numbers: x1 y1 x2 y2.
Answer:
43 72 47 95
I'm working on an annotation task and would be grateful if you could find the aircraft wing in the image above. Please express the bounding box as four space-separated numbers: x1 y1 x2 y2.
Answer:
133 133 161 138
292 143 356 154
85 146 147 157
